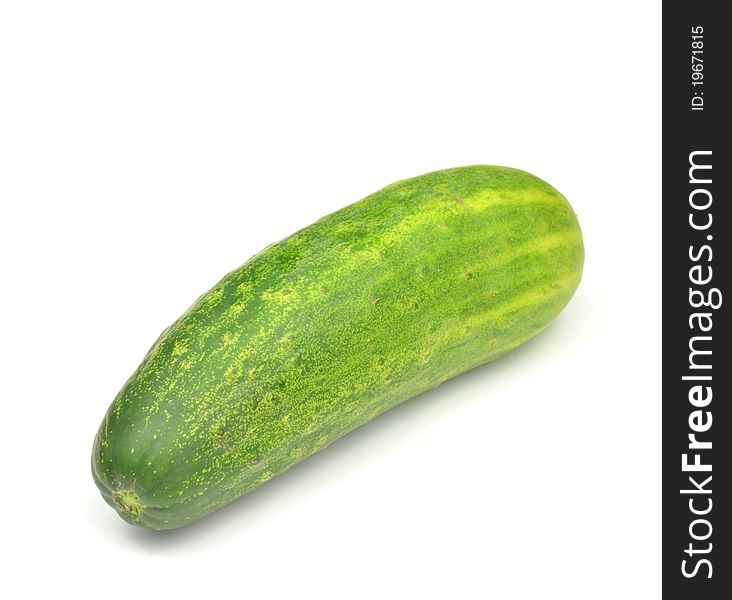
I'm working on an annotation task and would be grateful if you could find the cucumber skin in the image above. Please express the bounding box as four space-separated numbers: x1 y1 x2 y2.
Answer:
92 165 584 530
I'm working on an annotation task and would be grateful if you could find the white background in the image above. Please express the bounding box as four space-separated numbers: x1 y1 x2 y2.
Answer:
1 1 660 598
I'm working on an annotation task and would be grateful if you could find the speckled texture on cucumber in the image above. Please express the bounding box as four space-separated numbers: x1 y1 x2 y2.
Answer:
92 165 584 530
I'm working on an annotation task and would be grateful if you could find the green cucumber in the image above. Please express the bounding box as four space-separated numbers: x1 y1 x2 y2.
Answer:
92 165 584 530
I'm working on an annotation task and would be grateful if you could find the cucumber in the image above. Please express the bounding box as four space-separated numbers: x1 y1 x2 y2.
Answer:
92 165 584 530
